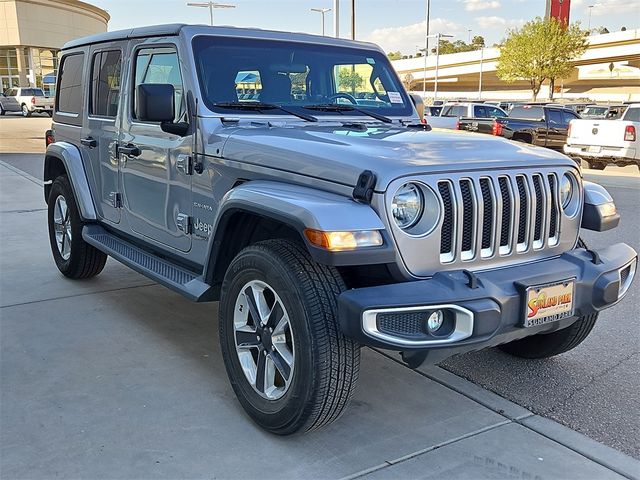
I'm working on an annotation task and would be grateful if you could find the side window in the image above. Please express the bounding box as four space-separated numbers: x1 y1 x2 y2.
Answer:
90 50 122 118
487 107 507 118
547 109 564 125
624 108 640 123
57 53 85 115
561 110 578 124
133 47 184 123
474 105 487 117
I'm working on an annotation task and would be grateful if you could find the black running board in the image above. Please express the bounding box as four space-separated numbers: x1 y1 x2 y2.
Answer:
83 225 215 302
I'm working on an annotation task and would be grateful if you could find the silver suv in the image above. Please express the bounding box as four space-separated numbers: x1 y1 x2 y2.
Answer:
44 24 637 434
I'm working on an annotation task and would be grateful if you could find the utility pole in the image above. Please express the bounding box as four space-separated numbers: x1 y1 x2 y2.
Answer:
351 0 356 40
186 1 235 26
311 8 331 36
333 0 340 37
422 0 431 99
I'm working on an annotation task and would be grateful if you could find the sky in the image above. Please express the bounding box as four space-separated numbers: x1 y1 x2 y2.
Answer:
89 0 640 54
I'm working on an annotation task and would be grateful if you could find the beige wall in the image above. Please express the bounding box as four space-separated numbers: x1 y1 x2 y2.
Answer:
0 0 109 48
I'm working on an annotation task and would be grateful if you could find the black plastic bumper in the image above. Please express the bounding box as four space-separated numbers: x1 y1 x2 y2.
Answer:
338 243 637 363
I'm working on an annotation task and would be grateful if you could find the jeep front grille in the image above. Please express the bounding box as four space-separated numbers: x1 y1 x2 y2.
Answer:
437 172 562 263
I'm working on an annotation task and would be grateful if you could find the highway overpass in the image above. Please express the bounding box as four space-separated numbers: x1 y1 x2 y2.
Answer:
392 28 640 103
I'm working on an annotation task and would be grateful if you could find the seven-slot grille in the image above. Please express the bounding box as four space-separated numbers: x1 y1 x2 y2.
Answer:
437 173 560 263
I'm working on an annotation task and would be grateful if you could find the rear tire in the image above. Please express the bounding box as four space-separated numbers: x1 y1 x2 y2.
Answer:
47 175 107 279
219 239 360 434
0 105 5 116
589 161 606 170
21 104 31 117
499 238 598 359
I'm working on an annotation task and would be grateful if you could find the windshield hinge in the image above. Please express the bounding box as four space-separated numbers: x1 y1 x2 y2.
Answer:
176 213 192 235
353 170 377 204
176 154 193 175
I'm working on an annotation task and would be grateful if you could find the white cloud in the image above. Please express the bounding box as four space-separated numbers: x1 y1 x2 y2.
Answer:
463 0 501 11
590 0 638 15
366 18 464 54
476 16 526 30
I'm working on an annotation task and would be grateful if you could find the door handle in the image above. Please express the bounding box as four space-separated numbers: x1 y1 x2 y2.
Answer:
81 137 97 148
119 144 141 157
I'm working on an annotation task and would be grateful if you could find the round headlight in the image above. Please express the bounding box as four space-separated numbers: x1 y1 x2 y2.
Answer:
560 173 574 209
392 183 423 229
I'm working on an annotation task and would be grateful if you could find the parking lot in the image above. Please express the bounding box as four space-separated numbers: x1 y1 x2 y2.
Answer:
1 116 639 478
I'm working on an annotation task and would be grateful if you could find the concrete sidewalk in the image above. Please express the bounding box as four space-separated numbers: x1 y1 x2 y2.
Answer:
1 162 638 480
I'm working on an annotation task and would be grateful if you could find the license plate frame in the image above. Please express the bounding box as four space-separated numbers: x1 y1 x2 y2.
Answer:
523 279 576 328
587 145 601 154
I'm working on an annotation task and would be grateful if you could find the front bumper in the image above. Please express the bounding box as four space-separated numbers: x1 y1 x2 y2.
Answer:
338 243 637 363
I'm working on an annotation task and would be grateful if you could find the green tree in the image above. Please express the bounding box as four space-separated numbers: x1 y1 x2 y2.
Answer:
497 17 588 100
387 51 403 61
471 35 485 48
338 68 364 94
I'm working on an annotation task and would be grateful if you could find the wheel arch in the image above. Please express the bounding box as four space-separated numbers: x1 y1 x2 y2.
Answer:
202 181 394 299
44 142 97 221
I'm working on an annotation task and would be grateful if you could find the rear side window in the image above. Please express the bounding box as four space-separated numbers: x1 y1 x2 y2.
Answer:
90 50 122 117
486 106 507 118
443 105 466 117
562 110 578 124
510 106 544 120
625 108 640 123
547 109 563 125
57 53 85 115
474 105 487 117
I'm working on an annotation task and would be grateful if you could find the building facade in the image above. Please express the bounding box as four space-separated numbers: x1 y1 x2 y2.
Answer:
0 0 109 94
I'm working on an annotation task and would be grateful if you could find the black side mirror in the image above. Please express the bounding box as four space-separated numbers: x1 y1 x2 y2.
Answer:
136 83 175 122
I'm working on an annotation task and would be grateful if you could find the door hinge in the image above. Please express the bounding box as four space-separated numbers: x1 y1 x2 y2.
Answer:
109 192 122 208
176 154 193 175
176 213 192 235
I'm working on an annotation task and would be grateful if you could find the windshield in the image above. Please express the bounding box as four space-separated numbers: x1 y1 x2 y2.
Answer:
582 107 607 116
192 36 413 118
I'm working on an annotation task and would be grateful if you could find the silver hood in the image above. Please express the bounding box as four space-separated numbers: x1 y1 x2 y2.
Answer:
220 123 576 191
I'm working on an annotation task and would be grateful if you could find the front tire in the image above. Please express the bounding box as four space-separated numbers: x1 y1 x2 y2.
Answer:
0 105 5 115
499 238 598 359
219 239 360 434
47 175 107 279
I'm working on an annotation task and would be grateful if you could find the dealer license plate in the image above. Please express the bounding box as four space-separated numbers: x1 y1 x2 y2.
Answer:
524 280 575 327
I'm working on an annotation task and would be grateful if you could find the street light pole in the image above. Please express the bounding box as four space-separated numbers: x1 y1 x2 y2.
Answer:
478 47 484 100
186 1 236 26
422 0 431 99
350 0 356 40
430 33 453 103
333 0 340 37
468 29 472 44
311 8 331 36
587 4 595 31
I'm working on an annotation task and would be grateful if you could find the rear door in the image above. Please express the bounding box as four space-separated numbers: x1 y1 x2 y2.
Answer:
545 108 567 149
82 43 124 224
1 88 20 111
119 42 193 252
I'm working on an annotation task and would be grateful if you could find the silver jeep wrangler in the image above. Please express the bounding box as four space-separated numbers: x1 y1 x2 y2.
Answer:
44 24 637 434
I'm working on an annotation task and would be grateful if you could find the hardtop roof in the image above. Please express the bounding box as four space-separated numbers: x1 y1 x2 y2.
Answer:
62 23 382 52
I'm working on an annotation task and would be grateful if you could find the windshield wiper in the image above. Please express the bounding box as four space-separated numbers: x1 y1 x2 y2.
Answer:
303 104 393 124
213 102 317 122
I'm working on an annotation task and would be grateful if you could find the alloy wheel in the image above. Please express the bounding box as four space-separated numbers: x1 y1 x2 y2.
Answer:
53 195 72 260
233 280 295 400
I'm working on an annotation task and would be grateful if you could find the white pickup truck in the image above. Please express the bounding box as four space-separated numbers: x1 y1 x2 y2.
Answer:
564 104 639 170
0 87 54 117
424 102 508 130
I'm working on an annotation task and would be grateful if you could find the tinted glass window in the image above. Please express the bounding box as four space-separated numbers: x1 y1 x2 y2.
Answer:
486 106 507 118
510 106 544 120
561 110 578 124
625 108 640 122
547 109 563 125
443 105 466 117
474 105 487 117
57 53 85 114
133 47 184 122
90 50 122 117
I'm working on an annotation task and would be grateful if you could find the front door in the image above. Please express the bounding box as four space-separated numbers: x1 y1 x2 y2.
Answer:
82 44 124 224
119 43 192 253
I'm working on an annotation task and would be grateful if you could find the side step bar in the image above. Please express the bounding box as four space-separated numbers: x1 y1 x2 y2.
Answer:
82 225 215 302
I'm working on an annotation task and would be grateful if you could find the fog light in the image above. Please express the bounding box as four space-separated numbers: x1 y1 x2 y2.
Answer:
619 260 637 299
427 310 444 333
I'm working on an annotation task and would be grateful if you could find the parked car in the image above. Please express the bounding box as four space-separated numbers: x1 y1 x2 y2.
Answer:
425 102 508 129
424 105 442 116
44 24 636 435
580 104 627 120
564 103 640 170
0 87 54 116
487 104 580 150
